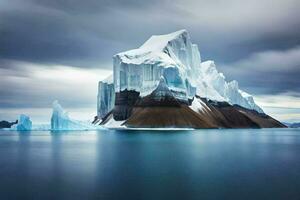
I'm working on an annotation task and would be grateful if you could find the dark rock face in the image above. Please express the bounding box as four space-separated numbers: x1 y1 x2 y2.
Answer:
233 105 286 128
124 95 286 129
108 82 286 129
0 120 18 129
113 89 140 120
124 78 215 128
125 106 216 128
100 110 114 125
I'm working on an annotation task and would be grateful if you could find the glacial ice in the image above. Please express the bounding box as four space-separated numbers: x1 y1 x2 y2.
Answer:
97 74 115 119
51 100 100 131
113 30 198 102
153 76 175 99
16 114 32 131
112 29 263 113
200 61 264 112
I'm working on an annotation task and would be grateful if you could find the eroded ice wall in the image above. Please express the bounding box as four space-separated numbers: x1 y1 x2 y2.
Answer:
97 75 115 119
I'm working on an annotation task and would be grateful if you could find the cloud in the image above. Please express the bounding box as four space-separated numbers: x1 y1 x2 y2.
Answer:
0 58 112 122
255 92 300 109
254 93 300 122
0 0 300 121
219 46 300 95
1 0 300 66
0 59 112 108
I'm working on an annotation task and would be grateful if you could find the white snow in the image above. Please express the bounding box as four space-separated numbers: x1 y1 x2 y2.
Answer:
102 115 125 129
190 98 204 113
189 97 212 113
102 74 113 84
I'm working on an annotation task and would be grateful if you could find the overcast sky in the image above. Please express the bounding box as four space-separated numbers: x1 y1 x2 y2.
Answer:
1 0 300 123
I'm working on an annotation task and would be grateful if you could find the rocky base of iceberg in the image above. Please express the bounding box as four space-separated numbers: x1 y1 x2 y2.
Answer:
115 97 285 129
101 78 285 129
113 89 141 121
123 99 285 129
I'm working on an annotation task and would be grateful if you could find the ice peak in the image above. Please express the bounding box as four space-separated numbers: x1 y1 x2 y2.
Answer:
156 76 170 92
140 29 188 52
115 29 191 64
52 100 67 117
153 29 187 38
159 76 167 84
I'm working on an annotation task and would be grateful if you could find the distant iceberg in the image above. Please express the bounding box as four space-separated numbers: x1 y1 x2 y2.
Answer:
51 100 102 131
16 114 32 131
9 101 104 131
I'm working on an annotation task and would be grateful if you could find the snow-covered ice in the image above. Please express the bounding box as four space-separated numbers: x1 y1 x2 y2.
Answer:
111 29 263 113
199 61 264 112
190 98 204 113
102 115 126 129
113 30 198 102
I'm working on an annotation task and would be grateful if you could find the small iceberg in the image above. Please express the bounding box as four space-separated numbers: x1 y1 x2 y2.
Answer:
51 100 103 131
16 114 32 131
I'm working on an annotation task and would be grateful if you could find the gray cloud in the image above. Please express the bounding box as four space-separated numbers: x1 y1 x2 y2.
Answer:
1 0 300 66
0 0 300 115
0 59 111 109
219 46 300 95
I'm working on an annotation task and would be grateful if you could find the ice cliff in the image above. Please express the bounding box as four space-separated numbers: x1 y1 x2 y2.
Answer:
51 100 99 131
111 29 263 113
97 74 115 119
200 61 263 112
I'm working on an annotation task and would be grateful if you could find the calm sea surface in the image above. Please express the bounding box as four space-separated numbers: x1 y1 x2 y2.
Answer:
0 128 300 200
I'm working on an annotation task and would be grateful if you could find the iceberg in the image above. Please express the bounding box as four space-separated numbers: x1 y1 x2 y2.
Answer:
16 114 32 131
200 61 264 112
51 100 101 131
113 30 198 102
112 29 263 113
97 74 115 119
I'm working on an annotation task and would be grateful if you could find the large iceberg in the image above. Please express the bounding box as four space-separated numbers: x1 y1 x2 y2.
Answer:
113 30 198 102
16 114 32 131
97 74 115 119
111 29 263 113
51 100 100 131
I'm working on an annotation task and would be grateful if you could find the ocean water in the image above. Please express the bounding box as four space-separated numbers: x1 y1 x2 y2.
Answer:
0 128 299 200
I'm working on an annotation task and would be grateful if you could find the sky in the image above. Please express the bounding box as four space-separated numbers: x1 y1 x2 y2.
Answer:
0 0 300 123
